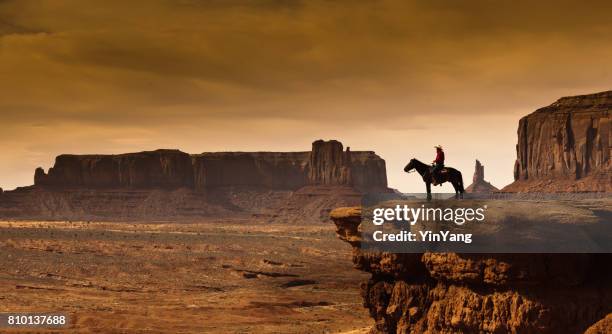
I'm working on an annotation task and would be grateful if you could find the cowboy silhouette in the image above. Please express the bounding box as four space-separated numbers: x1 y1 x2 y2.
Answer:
432 145 444 185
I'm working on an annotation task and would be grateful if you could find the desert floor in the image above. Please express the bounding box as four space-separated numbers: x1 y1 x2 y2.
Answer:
0 219 372 333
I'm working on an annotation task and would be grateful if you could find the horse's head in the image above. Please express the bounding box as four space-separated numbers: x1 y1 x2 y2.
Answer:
404 158 416 173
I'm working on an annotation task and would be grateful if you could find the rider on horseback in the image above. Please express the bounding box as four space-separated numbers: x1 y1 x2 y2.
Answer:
432 145 444 185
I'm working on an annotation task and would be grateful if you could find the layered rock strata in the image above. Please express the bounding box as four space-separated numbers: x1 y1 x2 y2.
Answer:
34 150 194 189
504 91 611 192
331 207 612 333
31 140 387 192
0 140 388 221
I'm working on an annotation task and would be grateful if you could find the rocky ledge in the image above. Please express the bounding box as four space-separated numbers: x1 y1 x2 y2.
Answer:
330 207 611 333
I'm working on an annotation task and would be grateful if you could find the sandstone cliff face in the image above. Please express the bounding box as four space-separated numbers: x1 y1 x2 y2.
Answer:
308 140 388 191
308 140 351 185
31 140 388 192
1 140 388 220
465 160 498 193
35 150 195 189
331 207 612 334
192 152 309 190
504 91 611 192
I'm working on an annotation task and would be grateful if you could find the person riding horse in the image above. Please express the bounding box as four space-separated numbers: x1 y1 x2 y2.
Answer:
403 146 464 200
432 145 444 185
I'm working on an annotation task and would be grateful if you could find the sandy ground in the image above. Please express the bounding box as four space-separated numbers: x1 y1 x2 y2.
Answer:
0 219 372 333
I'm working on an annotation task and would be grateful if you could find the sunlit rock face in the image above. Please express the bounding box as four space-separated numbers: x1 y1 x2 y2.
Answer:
504 90 611 192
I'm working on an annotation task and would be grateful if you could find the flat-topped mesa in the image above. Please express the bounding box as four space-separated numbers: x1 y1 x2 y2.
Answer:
465 160 498 193
192 152 310 190
32 140 388 192
503 90 611 192
308 140 388 192
34 149 194 189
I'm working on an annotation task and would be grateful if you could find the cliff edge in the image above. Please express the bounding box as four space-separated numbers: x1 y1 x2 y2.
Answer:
330 206 611 333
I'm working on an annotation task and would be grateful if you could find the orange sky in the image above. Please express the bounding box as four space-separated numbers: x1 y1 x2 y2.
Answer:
1 0 611 192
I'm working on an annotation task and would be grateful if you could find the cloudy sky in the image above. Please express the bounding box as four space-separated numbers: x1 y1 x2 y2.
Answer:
1 0 611 192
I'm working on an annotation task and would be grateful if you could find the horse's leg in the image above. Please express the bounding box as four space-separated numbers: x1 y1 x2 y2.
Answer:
452 181 459 199
426 182 432 201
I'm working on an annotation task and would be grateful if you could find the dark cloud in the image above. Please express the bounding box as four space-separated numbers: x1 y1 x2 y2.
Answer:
0 0 610 190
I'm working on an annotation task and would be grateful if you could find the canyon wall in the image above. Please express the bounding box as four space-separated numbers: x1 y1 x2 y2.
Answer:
307 140 388 191
504 90 611 192
34 150 195 189
192 152 309 190
331 207 611 334
32 140 387 192
2 139 386 221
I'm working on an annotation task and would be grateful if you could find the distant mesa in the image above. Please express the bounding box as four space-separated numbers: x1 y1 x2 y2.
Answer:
0 140 389 221
465 160 498 193
31 139 388 193
503 90 611 192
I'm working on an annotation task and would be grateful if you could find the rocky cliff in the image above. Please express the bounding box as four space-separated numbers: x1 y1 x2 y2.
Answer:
1 140 388 221
31 140 387 193
504 91 611 192
331 206 612 333
34 149 195 189
192 152 310 190
465 160 499 193
308 140 388 191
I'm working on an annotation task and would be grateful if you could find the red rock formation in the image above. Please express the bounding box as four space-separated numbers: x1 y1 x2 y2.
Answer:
349 150 389 192
308 140 388 192
308 140 352 186
584 314 612 334
31 140 388 192
1 140 389 220
34 149 194 189
331 207 612 334
192 152 310 190
465 160 499 193
504 91 611 192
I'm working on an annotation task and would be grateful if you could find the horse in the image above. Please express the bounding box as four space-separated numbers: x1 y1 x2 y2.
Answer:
403 158 464 200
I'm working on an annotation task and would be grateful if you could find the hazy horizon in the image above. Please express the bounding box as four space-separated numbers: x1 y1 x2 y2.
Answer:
1 0 611 192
